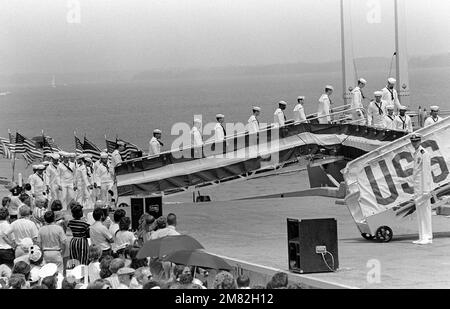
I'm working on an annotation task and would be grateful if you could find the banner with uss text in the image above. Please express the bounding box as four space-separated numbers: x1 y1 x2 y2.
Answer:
343 117 450 219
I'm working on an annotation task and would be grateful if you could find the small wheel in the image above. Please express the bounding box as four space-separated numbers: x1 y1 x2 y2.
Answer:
375 226 393 242
361 233 374 240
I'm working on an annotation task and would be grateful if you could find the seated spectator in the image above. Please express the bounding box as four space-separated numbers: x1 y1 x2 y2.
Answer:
150 214 180 240
88 245 102 283
237 274 251 289
0 207 15 267
86 279 112 289
99 255 113 279
128 246 148 269
12 261 31 281
136 213 155 245
8 273 27 289
213 271 237 289
106 258 125 289
41 275 57 289
142 280 161 289
8 186 23 222
266 272 288 289
130 266 152 289
113 217 136 257
13 238 34 264
117 267 135 289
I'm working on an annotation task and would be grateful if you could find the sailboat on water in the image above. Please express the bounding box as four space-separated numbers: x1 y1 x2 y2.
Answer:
51 75 56 88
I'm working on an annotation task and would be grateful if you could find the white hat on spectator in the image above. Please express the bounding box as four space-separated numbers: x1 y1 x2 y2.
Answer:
278 101 287 106
153 129 162 134
252 106 261 111
39 263 58 278
325 85 334 91
215 114 225 119
358 78 367 84
100 152 108 159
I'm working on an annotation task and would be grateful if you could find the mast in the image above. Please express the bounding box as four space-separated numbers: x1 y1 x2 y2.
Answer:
340 0 357 105
394 0 410 106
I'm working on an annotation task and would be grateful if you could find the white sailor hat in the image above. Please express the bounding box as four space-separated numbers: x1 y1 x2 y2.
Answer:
374 91 383 97
388 77 397 84
153 129 162 134
68 152 76 158
410 133 422 142
193 118 202 123
117 140 125 146
84 154 92 159
278 101 287 106
39 263 58 278
252 106 261 111
297 96 305 100
430 106 439 111
358 78 367 84
32 165 38 170
325 85 334 91
76 154 85 160
84 157 92 163
59 151 69 157
386 105 395 110
215 114 225 119
100 152 108 159
42 161 51 166
50 153 60 160
399 105 408 110
36 164 46 170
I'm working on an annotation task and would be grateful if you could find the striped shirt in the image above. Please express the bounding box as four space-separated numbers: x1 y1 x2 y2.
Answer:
68 219 90 238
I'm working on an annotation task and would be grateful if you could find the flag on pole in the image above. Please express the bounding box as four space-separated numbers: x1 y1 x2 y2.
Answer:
42 134 60 156
83 136 101 161
15 132 43 165
0 137 12 159
117 138 140 160
74 133 83 155
105 138 116 154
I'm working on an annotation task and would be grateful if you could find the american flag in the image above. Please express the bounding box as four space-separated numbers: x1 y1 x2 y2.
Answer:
83 136 101 161
15 132 43 165
0 137 12 159
106 137 140 160
117 138 140 160
74 135 83 155
42 135 60 155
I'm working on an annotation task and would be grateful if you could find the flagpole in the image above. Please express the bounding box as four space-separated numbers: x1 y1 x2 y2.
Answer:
105 134 108 152
8 129 15 182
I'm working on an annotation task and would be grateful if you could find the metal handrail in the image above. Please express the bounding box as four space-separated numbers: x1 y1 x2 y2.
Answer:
119 103 362 165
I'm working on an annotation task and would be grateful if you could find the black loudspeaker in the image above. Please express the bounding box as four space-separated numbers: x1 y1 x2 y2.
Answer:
130 196 163 231
287 218 338 274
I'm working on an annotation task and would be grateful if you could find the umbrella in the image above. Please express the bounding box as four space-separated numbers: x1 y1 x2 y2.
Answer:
163 249 233 271
136 235 204 259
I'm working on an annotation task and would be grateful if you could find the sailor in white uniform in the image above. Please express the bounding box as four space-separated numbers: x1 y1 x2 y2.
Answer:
74 154 92 208
367 91 388 128
423 106 443 127
318 85 333 124
350 78 367 124
410 134 433 245
94 152 114 205
393 106 413 133
148 129 163 156
84 156 96 208
46 153 61 203
214 114 226 142
29 165 48 200
247 106 261 134
191 118 203 147
383 105 396 130
381 78 401 112
110 141 124 172
273 101 287 127
293 96 307 123
58 151 76 209
68 152 77 169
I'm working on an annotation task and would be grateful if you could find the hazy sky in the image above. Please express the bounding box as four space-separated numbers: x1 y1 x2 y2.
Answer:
1 0 449 74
